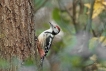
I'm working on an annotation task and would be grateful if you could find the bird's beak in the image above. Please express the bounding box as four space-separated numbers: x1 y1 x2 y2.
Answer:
49 22 53 28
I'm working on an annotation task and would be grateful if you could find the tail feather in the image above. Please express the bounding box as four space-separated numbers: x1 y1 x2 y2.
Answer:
38 56 45 71
40 56 45 67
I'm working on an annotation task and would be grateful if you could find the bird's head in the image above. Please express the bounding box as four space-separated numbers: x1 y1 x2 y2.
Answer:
49 22 60 35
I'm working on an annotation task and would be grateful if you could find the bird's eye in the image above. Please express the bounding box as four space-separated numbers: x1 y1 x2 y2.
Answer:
54 27 56 28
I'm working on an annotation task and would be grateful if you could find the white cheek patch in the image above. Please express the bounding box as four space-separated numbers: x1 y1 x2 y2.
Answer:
54 28 58 33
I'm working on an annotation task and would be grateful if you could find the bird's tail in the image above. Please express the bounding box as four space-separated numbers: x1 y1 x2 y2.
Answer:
38 56 45 71
40 56 45 67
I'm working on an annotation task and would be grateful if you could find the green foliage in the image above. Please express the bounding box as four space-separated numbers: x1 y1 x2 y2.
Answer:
23 58 35 66
62 35 77 50
52 8 61 22
89 37 98 52
34 0 45 9
60 52 83 69
0 58 9 69
99 11 106 36
70 56 82 67
52 41 64 53
84 59 94 66
52 8 70 25
34 0 51 10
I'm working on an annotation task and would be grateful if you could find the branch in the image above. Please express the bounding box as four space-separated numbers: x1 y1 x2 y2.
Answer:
79 0 84 14
86 0 95 32
99 17 106 43
92 29 97 37
72 0 78 33
63 5 73 19
60 0 79 33
57 0 75 34
57 0 74 20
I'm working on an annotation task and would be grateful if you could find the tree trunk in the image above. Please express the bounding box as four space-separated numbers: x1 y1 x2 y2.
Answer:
0 0 38 71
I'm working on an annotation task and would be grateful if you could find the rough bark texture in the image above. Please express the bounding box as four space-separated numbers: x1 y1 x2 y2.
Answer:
0 0 37 71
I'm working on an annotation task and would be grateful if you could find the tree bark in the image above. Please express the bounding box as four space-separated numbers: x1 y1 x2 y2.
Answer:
0 0 38 71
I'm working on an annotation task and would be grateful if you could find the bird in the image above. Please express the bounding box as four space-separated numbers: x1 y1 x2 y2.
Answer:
37 22 60 66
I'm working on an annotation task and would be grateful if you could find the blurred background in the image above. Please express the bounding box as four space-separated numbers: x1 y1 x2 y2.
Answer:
33 0 106 71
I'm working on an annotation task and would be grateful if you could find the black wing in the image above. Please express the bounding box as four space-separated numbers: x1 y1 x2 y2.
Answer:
44 34 54 56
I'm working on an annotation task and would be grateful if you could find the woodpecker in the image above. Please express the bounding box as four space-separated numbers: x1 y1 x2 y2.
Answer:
37 22 60 66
